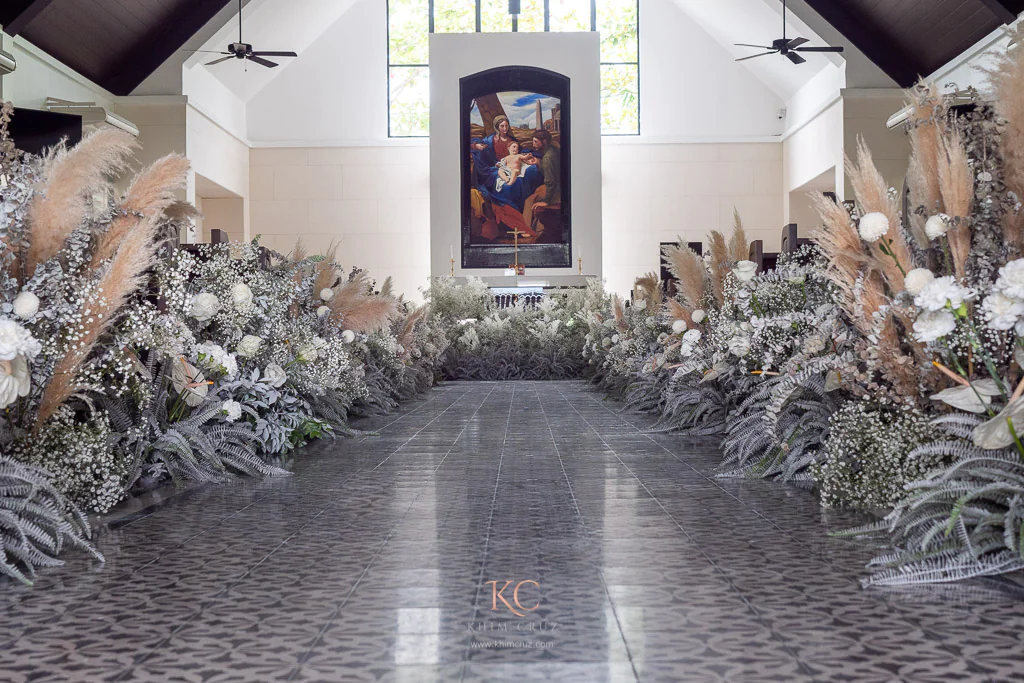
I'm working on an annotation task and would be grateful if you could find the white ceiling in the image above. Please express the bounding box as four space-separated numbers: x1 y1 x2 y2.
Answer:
191 0 844 105
187 0 360 103
669 0 842 100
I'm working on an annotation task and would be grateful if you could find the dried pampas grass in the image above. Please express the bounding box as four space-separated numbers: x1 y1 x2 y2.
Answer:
664 297 691 327
380 276 394 298
36 154 189 429
90 155 189 268
846 137 912 292
987 26 1024 255
729 209 749 262
937 124 973 277
398 306 426 356
707 231 729 306
634 272 663 307
26 129 139 278
906 84 947 249
612 294 627 332
313 242 340 296
811 192 866 304
328 271 397 333
661 240 705 310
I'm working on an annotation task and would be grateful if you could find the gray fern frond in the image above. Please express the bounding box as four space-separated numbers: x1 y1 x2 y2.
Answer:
0 456 102 585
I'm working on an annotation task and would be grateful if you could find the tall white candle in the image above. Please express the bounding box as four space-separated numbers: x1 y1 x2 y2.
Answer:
450 244 453 259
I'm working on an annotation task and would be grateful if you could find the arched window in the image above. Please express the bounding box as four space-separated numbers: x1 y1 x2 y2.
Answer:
387 1 638 137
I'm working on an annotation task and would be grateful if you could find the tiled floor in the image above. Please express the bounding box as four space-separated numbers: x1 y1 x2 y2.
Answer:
2 381 1024 682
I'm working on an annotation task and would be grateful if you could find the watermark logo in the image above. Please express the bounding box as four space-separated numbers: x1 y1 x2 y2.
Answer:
485 579 540 617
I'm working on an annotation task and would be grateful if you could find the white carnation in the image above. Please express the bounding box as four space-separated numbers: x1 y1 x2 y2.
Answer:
262 362 287 388
671 320 687 334
732 260 758 282
197 341 238 378
0 319 41 361
231 282 253 310
914 276 973 312
320 288 335 302
317 305 331 318
913 310 957 342
190 293 220 321
982 291 1024 331
341 330 355 344
858 212 889 242
904 268 935 296
996 258 1024 300
691 309 706 324
0 356 31 409
221 399 242 422
12 291 39 320
236 335 263 358
683 329 702 344
925 214 949 240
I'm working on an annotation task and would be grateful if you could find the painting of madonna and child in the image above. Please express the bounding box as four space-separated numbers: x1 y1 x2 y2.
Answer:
460 68 571 268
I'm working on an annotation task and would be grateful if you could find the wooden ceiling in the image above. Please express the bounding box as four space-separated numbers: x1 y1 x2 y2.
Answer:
1 1 1024 96
0 0 233 96
803 0 1024 86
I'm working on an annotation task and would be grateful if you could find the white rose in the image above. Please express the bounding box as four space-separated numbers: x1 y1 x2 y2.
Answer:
262 362 287 388
732 260 758 282
904 268 935 296
729 336 751 357
236 335 263 358
925 214 949 240
913 310 957 342
691 309 706 324
190 293 220 322
221 399 242 422
317 305 331 318
982 292 1024 331
231 282 253 310
683 329 702 344
634 299 647 311
320 288 335 302
671 320 687 334
787 275 806 285
12 291 39 320
170 359 209 407
858 212 889 242
0 356 31 409
612 334 620 343
0 319 41 361
914 276 973 312
996 259 1024 300
341 330 355 344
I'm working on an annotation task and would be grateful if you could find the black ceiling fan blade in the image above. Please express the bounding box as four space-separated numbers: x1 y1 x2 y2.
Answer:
205 56 235 66
786 52 807 64
737 51 776 62
795 46 844 53
184 49 232 54
246 55 279 68
786 37 809 48
735 43 774 49
251 51 298 57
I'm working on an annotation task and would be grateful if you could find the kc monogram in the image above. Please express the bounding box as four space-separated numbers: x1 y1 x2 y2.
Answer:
485 579 540 617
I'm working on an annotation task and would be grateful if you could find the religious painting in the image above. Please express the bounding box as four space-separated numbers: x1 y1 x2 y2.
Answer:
460 66 571 269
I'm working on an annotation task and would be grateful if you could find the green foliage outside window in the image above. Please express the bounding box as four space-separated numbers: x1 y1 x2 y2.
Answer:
388 0 639 137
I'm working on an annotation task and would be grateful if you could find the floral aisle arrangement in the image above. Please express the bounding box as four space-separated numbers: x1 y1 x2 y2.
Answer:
426 276 591 381
591 34 1024 586
0 107 445 585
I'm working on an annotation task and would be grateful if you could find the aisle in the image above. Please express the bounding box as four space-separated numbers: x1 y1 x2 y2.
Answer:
1 381 1022 682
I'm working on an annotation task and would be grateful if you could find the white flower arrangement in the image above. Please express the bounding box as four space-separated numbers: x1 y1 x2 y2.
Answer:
12 291 39 320
924 214 950 240
190 292 221 321
732 260 758 282
858 212 889 242
221 399 242 422
231 282 254 311
236 335 263 358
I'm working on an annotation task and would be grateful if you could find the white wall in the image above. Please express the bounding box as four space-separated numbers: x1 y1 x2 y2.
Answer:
0 33 114 110
429 32 603 281
783 99 843 224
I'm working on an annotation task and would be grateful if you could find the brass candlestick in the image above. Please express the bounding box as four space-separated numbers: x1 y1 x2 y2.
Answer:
578 256 582 275
507 228 526 275
450 257 455 277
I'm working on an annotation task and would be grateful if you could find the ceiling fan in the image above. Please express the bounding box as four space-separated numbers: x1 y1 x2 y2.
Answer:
185 0 297 68
735 0 843 65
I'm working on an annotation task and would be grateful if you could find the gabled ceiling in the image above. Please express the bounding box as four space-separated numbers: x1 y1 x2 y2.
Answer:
801 0 1024 86
0 0 235 96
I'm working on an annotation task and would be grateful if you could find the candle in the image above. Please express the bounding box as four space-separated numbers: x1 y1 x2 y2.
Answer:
450 244 454 260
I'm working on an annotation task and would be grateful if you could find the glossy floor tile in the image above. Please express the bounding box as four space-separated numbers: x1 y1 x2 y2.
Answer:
2 381 1024 682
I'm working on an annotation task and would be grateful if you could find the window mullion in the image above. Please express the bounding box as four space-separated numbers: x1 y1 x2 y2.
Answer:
544 0 550 31
428 0 435 33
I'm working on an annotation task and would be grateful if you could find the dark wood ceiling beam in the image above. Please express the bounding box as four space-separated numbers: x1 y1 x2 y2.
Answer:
802 0 926 87
2 0 55 37
102 0 232 96
976 0 1018 23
